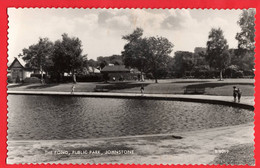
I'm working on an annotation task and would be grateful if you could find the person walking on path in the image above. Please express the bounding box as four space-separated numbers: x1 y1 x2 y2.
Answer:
140 84 144 95
233 86 238 102
237 88 242 103
71 84 75 94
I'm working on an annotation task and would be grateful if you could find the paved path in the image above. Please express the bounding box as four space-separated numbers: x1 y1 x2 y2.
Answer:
8 90 255 109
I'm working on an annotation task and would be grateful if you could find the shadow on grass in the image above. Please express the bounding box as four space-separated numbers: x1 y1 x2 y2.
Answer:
26 83 60 89
97 83 150 90
186 82 254 89
7 83 33 88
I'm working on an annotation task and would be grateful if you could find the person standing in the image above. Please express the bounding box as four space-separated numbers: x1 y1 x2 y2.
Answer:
233 86 237 102
237 88 242 103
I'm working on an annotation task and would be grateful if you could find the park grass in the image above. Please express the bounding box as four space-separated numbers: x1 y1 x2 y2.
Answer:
8 78 255 96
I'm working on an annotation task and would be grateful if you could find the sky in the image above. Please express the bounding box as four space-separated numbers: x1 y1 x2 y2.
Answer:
8 8 244 63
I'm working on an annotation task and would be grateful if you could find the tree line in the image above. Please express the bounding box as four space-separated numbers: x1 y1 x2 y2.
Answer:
121 9 255 81
20 9 255 83
21 33 87 83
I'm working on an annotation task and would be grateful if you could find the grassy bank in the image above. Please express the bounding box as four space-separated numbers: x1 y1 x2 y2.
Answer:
8 78 255 96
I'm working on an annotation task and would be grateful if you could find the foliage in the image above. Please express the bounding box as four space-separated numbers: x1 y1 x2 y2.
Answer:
122 28 174 83
97 55 123 68
235 9 255 72
7 76 13 83
22 38 54 83
236 9 255 52
76 74 103 82
122 28 148 73
23 77 41 83
52 34 87 82
206 28 231 80
172 51 194 77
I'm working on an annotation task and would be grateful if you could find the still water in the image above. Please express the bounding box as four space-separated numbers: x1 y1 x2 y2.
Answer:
7 95 254 140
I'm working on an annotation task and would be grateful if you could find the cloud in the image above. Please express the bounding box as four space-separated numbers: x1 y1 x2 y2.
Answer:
105 15 131 29
98 11 114 25
161 16 183 29
161 9 194 30
7 8 242 61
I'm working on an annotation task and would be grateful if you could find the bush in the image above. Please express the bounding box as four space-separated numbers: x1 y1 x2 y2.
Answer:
76 74 103 82
7 76 13 83
30 74 46 79
234 71 244 78
15 76 21 83
23 77 41 83
146 73 154 79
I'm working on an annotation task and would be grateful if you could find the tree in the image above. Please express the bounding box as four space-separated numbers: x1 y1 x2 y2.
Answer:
122 28 148 79
236 9 255 52
22 38 54 84
88 59 98 67
122 28 174 83
235 9 255 72
206 28 230 80
97 55 123 67
52 34 86 83
173 51 194 77
144 36 174 83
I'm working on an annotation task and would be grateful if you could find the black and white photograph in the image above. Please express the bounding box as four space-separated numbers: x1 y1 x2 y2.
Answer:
7 8 255 165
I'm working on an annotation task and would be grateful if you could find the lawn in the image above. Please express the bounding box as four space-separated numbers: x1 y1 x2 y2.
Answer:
8 78 255 96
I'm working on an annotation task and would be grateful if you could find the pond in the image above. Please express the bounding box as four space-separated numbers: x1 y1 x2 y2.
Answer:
7 95 254 140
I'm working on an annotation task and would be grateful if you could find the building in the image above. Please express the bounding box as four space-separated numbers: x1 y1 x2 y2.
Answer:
8 57 33 82
101 65 141 81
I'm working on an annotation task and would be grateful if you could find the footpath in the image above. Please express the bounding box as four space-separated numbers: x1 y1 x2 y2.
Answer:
7 90 255 109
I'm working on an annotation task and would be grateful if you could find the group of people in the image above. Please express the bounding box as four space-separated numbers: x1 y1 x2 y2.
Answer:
233 86 242 103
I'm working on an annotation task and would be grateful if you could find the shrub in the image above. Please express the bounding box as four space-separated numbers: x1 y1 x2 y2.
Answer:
7 76 13 83
146 73 154 79
23 77 41 83
30 74 46 79
234 71 244 78
15 76 21 83
76 74 103 82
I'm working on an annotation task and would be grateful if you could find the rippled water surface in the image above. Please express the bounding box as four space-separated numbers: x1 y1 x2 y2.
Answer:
7 95 254 140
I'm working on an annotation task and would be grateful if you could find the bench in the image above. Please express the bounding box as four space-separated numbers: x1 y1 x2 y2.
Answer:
184 87 205 94
94 85 109 92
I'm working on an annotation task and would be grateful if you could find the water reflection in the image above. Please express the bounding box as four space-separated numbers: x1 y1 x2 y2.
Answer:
7 95 254 140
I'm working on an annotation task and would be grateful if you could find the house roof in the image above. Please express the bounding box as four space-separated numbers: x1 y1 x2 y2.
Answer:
9 57 27 68
130 68 141 74
88 66 101 73
101 65 130 73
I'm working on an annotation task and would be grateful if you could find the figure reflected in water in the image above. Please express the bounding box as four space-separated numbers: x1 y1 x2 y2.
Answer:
71 84 75 94
237 88 242 103
140 84 144 95
233 86 238 102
